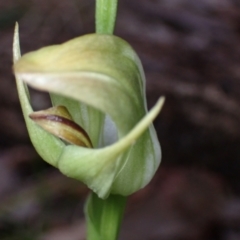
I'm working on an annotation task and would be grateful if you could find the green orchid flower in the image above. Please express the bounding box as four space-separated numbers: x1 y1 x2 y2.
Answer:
13 24 164 199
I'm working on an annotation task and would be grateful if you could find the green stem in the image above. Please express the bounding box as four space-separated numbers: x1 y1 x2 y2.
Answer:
95 0 118 34
85 192 127 240
85 1 123 240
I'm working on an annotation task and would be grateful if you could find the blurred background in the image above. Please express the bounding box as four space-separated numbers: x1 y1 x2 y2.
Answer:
1 0 240 239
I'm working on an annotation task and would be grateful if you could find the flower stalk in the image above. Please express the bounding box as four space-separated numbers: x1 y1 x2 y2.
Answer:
96 0 118 34
88 1 125 239
86 193 126 240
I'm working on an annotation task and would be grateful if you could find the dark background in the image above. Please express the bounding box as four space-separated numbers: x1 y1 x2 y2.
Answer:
1 0 240 239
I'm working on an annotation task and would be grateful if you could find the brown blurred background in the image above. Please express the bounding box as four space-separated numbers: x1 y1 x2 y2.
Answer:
1 0 240 239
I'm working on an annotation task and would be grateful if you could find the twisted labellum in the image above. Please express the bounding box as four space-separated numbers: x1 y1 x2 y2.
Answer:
29 106 93 148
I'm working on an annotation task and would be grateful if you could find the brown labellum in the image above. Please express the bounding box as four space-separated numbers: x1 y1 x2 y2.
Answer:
29 106 93 148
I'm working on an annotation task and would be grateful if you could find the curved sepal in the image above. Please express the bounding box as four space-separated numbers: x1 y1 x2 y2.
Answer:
13 23 65 167
58 98 164 198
